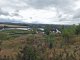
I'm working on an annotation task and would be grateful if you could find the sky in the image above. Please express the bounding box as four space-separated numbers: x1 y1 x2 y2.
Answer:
0 0 80 25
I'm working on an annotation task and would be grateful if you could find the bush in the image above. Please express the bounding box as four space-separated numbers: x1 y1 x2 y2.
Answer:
0 33 7 42
62 27 75 43
16 45 41 60
0 41 2 45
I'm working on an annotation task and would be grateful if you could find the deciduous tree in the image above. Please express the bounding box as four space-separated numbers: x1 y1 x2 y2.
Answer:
44 26 51 35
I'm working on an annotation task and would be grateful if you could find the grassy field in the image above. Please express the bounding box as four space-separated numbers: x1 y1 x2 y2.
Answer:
0 24 80 60
0 32 80 60
0 35 28 59
0 29 34 39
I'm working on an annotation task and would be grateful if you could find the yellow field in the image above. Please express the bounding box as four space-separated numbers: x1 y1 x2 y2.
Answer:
0 24 28 27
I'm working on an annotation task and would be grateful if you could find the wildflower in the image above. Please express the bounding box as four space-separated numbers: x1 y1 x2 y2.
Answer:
46 44 49 46
20 50 25 53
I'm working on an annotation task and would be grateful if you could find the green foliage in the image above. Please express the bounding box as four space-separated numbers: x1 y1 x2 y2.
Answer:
0 24 80 60
61 25 65 32
49 33 55 38
16 45 41 60
71 24 76 32
0 29 36 39
0 41 2 45
60 40 70 46
33 28 38 34
75 25 80 36
45 34 55 49
44 26 51 35
62 26 75 42
45 35 50 43
0 33 7 42
49 33 55 46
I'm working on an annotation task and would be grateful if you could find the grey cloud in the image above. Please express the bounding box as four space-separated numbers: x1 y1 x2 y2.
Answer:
12 13 19 16
22 0 76 13
11 13 22 17
73 14 80 19
2 0 29 10
0 18 13 22
0 7 22 17
1 0 77 14
0 18 24 23
58 17 80 25
0 8 10 16
15 10 19 12
0 18 16 22
58 14 62 18
59 18 66 21
59 17 71 22
73 9 80 18
0 8 21 17
30 17 32 19
24 0 72 8
0 0 79 25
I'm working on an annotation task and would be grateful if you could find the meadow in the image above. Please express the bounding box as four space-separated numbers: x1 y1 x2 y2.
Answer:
0 24 80 60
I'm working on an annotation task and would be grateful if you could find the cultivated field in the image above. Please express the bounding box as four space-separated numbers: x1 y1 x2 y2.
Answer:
0 24 28 27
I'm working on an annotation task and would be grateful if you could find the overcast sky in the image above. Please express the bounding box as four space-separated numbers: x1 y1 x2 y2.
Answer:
0 0 80 25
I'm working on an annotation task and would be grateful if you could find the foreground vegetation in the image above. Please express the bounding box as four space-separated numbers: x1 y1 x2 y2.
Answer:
0 24 80 60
